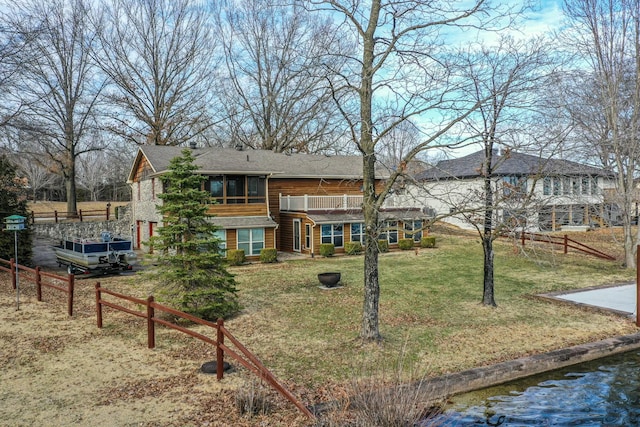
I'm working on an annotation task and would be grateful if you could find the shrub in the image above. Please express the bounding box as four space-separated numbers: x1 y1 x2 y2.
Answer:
319 243 335 257
378 239 389 253
259 248 278 263
398 238 414 250
227 249 245 265
345 241 363 255
420 236 436 248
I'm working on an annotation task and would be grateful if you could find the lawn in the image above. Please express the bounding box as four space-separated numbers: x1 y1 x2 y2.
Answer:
1 227 637 425
223 231 636 388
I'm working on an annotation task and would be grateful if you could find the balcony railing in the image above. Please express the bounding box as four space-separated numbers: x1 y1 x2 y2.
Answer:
279 193 422 212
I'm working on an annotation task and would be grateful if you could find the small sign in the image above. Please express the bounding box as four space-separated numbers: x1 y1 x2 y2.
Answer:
4 215 26 231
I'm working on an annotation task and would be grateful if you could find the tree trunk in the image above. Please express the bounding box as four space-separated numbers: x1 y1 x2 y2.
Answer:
482 235 496 306
65 155 78 216
361 154 381 341
482 147 496 306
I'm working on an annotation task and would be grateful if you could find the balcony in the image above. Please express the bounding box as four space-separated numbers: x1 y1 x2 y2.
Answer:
278 194 423 212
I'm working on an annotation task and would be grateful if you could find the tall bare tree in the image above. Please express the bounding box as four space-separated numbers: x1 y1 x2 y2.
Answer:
216 0 347 153
305 0 514 341
94 0 217 146
562 0 640 268
4 0 106 216
457 36 560 306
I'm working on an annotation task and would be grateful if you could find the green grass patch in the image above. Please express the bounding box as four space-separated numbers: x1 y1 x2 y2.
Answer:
218 234 637 386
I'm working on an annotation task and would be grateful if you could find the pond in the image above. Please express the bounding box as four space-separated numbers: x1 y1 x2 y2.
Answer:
427 350 640 426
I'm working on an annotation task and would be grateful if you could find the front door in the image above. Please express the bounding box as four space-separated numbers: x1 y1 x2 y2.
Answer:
293 219 301 252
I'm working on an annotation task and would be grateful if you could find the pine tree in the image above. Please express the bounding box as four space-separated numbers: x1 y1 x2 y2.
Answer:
148 148 239 320
0 155 32 264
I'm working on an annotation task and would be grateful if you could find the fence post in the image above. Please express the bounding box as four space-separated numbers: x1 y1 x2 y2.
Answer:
30 211 35 224
67 274 75 317
217 318 225 380
147 295 155 349
95 282 103 328
636 247 640 328
54 210 58 223
79 210 83 222
106 203 111 221
10 258 16 289
521 231 525 247
35 266 42 301
563 234 568 254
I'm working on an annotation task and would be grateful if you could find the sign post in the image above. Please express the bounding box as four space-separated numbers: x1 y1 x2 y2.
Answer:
4 215 26 310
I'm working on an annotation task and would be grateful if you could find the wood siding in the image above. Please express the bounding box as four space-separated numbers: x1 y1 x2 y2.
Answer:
269 178 364 251
206 203 268 217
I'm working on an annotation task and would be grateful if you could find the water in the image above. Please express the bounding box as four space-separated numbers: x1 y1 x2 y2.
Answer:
427 350 640 426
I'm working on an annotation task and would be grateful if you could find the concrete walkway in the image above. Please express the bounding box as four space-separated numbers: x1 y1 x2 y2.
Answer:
552 283 637 318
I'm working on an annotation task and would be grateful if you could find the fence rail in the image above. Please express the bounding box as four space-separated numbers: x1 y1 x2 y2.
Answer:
2 258 314 419
30 204 112 224
94 282 313 419
0 258 74 315
518 232 616 261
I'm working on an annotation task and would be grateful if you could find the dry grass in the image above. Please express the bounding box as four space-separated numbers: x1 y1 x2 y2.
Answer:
1 227 639 425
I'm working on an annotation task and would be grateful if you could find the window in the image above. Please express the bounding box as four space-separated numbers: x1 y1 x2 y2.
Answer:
562 178 570 195
209 176 223 202
213 229 226 254
543 177 551 196
226 176 245 204
581 178 589 195
248 176 266 203
572 178 580 195
404 220 423 242
305 224 311 250
553 178 561 195
237 228 264 256
502 176 526 198
379 221 398 244
151 177 156 200
321 224 343 247
207 175 266 204
351 223 365 243
590 177 598 195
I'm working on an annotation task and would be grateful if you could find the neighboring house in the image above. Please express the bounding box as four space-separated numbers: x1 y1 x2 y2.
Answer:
408 150 618 231
127 145 428 259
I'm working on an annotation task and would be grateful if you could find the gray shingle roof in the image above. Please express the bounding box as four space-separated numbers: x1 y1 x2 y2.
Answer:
416 150 613 180
135 145 387 180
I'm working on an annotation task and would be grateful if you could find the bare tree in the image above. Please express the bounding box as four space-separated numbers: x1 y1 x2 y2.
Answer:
562 0 640 268
94 0 218 147
3 0 106 215
216 0 348 153
304 0 516 341
456 36 560 306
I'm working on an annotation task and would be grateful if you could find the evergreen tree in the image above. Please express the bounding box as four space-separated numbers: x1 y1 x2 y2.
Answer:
148 148 239 320
0 155 32 264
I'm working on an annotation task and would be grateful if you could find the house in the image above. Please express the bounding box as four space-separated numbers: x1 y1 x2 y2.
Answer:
127 145 429 259
407 149 618 231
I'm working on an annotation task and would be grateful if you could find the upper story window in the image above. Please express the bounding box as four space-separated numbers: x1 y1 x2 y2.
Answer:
502 176 527 198
207 175 266 204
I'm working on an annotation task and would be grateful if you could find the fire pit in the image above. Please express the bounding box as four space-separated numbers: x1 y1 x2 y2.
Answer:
318 272 341 288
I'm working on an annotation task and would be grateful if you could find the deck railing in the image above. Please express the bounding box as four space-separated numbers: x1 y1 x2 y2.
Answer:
279 193 423 211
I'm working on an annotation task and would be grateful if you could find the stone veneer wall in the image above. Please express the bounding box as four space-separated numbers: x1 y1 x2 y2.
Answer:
30 204 133 241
